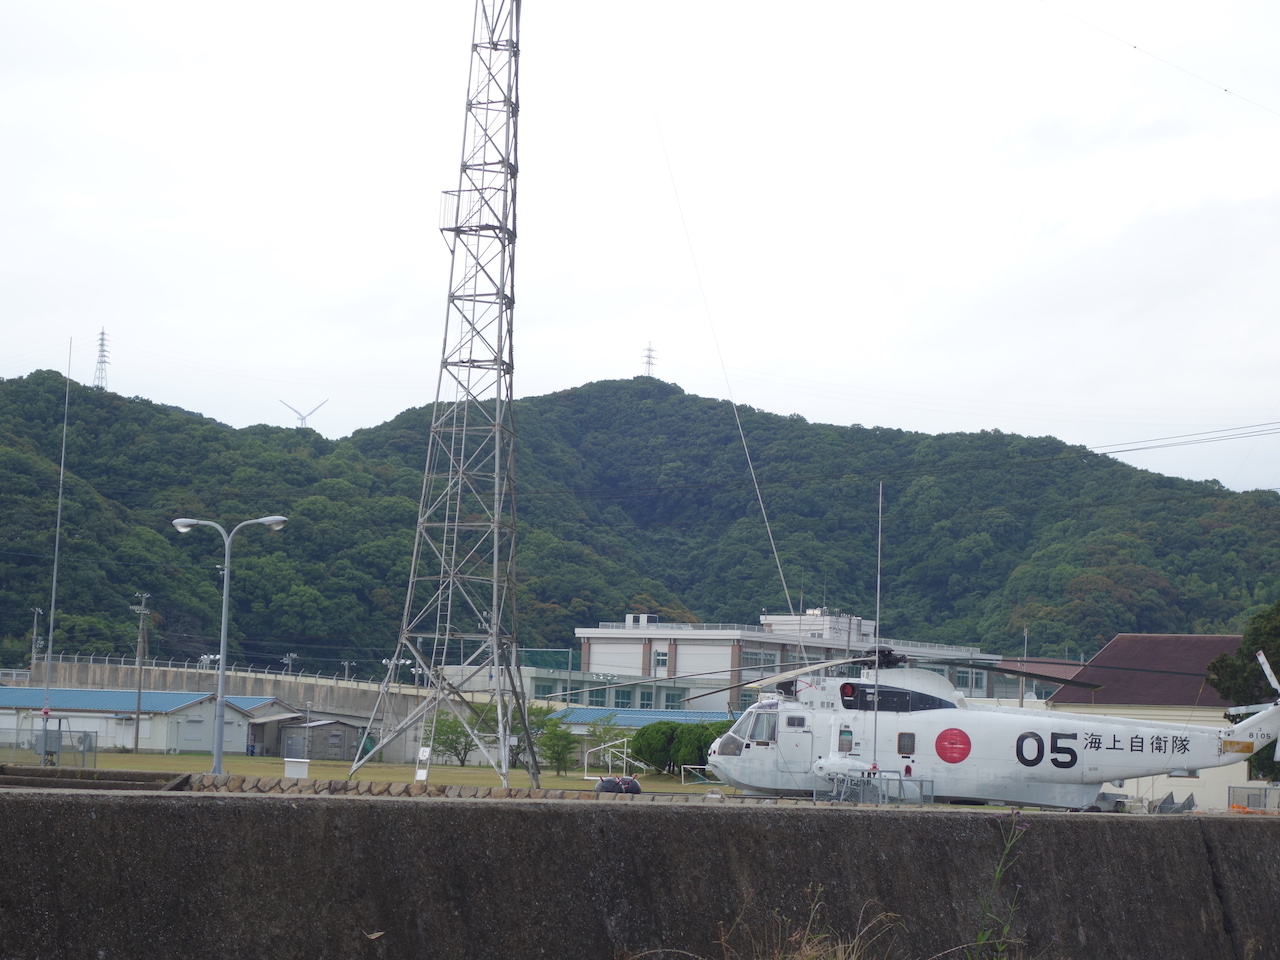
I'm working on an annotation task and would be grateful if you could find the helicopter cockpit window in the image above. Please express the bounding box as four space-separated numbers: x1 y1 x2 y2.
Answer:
749 711 778 743
726 711 754 739
839 684 956 713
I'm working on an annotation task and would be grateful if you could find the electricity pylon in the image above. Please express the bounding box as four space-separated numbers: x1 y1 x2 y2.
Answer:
92 329 109 391
353 0 538 788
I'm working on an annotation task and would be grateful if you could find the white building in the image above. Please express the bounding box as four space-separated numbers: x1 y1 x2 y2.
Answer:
567 609 998 713
0 688 269 757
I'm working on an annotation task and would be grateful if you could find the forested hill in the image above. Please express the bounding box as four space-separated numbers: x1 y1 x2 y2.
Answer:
3 370 1278 673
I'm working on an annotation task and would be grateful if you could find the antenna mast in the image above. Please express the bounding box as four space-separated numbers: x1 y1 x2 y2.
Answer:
354 0 537 787
92 329 109 391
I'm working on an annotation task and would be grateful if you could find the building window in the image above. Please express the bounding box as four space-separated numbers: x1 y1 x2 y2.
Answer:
562 685 581 704
639 690 654 710
741 650 777 669
664 690 684 710
588 687 606 707
614 689 633 709
653 650 668 670
955 669 986 694
534 682 553 699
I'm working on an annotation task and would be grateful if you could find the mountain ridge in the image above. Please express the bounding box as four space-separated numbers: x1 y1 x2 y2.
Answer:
2 369 1275 672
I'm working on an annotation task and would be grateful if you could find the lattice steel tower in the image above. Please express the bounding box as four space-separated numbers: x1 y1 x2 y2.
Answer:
92 329 109 391
354 0 537 787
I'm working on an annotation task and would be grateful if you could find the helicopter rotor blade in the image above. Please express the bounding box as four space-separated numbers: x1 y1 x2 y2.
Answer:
1257 651 1280 696
899 656 1102 690
683 656 873 703
1226 702 1277 716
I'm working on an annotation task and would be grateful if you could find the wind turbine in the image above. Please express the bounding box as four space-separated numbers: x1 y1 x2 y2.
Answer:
280 399 328 428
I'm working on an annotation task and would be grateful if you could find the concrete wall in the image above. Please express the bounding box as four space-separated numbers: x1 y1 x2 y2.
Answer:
28 661 407 719
1 791 1277 960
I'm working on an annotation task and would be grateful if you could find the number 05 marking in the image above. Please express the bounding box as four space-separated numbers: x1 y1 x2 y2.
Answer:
1016 732 1078 769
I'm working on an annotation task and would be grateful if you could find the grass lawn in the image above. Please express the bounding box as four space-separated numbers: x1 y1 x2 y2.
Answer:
19 749 730 795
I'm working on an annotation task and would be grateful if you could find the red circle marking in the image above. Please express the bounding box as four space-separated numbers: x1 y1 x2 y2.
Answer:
936 727 972 764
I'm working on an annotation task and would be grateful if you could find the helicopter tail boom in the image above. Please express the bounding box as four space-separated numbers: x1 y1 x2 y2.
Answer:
1222 700 1280 757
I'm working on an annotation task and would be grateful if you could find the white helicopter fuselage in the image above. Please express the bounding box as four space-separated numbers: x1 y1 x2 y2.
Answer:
705 667 1280 809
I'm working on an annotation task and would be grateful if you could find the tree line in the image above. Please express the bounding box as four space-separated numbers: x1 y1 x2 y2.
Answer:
4 370 1280 673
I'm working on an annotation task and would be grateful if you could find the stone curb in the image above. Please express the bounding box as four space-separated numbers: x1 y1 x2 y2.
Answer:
185 772 765 804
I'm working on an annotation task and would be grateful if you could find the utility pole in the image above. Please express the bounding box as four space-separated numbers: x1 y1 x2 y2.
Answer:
341 660 356 681
281 653 298 675
29 608 43 669
129 593 151 752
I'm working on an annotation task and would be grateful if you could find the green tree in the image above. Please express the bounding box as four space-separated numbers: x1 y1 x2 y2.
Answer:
672 721 733 769
1208 599 1280 778
631 720 680 774
537 717 578 776
509 703 555 768
431 712 473 767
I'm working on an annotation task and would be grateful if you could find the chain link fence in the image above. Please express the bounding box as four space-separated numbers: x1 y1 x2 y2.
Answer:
3 728 98 768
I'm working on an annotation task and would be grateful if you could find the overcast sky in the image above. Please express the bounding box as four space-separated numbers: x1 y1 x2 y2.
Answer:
4 2 1280 492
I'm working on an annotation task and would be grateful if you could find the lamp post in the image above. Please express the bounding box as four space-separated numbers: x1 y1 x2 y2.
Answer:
172 514 287 774
382 657 410 685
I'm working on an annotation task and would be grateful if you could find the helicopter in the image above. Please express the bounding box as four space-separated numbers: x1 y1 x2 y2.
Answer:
704 647 1280 809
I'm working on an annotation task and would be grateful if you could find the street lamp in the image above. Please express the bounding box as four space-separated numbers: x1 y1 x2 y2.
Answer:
382 657 410 685
172 514 287 774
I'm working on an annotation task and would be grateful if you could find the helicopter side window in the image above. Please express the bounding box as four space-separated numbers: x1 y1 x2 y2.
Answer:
838 729 853 752
897 733 916 755
839 683 956 712
909 690 955 711
749 712 778 743
785 715 808 729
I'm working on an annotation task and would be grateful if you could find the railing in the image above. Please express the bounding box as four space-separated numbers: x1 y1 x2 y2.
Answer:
815 774 934 806
582 738 649 778
681 765 723 786
597 622 768 632
31 653 397 689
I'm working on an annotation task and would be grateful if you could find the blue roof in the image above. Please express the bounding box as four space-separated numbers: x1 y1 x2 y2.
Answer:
0 688 227 714
550 707 732 727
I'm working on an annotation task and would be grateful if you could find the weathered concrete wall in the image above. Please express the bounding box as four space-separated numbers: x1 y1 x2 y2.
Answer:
28 661 410 719
1 792 1277 960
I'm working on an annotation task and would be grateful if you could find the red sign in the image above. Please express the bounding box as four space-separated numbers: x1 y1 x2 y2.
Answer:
936 727 972 763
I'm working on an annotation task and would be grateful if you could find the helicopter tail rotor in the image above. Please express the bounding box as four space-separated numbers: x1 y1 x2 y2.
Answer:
1225 651 1280 716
